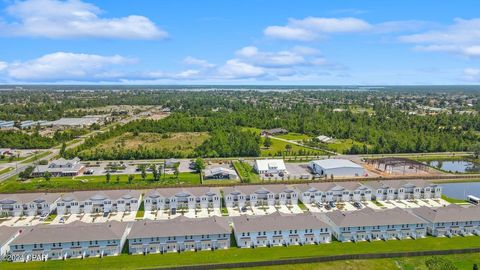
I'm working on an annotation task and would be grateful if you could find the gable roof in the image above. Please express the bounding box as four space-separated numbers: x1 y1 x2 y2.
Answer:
324 208 427 227
413 205 480 223
233 212 328 233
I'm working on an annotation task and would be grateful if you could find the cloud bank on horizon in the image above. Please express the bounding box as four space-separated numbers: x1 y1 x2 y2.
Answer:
0 0 479 84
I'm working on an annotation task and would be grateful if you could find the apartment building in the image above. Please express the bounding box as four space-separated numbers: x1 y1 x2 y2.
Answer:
128 216 230 254
56 190 141 215
295 182 372 204
9 221 129 262
365 180 442 201
321 208 428 242
143 187 221 211
0 193 60 217
413 204 480 237
223 185 298 208
232 212 331 248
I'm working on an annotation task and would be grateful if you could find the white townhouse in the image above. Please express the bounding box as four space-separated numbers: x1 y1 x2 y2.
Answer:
32 158 85 178
309 159 366 177
321 208 428 242
56 190 141 215
0 226 22 256
0 193 60 217
412 205 480 237
9 221 129 262
143 187 221 211
254 159 287 175
232 212 331 248
365 180 442 201
223 185 298 208
295 182 372 204
128 216 230 254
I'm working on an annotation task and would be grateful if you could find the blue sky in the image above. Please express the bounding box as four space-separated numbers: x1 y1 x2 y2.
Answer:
0 0 479 84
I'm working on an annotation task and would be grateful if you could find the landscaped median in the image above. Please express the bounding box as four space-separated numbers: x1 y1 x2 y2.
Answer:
2 236 480 270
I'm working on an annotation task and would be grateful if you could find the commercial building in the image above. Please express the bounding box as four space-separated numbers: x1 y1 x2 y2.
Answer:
0 193 60 217
232 212 331 248
42 117 100 129
412 204 480 237
9 221 129 262
128 216 230 254
254 159 287 175
309 159 366 177
0 120 14 129
203 167 238 180
321 208 428 242
56 190 141 215
143 187 221 211
32 158 86 178
365 180 442 201
223 184 298 208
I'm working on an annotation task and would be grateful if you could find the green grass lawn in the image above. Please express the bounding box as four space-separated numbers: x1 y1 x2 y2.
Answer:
233 161 261 183
326 139 367 154
239 253 480 270
20 151 52 164
441 194 467 204
0 172 201 192
275 132 312 141
0 167 13 175
261 137 326 157
2 236 480 270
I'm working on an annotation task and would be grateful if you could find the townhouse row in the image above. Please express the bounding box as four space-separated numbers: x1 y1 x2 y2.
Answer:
2 204 479 262
0 179 442 218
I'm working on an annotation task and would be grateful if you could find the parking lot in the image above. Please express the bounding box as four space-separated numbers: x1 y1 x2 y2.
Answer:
143 208 222 220
227 204 303 216
285 163 313 180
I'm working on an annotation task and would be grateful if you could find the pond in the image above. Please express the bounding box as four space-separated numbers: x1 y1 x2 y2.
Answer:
440 182 480 200
424 160 480 173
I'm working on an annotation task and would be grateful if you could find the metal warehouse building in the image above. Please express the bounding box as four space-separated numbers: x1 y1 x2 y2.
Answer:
309 159 366 177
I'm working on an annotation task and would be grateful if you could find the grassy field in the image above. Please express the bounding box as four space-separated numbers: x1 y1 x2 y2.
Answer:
326 139 366 154
0 172 201 192
81 132 210 156
240 253 480 270
261 137 326 157
275 132 312 141
233 161 261 183
441 194 467 204
20 151 52 164
0 167 13 175
2 236 480 270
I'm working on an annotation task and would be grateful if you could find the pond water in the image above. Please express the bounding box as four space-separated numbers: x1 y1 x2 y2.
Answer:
424 160 480 173
440 182 480 200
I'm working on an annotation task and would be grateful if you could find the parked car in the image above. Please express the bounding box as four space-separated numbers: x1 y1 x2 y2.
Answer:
316 202 323 208
241 206 247 212
329 201 336 208
84 169 94 175
278 172 284 177
353 202 363 209
103 212 109 217
324 204 331 210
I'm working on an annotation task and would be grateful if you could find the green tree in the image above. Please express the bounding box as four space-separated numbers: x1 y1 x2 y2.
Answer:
116 175 120 183
263 136 272 148
43 171 52 182
59 142 67 158
128 174 134 184
285 144 292 154
141 166 147 181
151 164 159 181
19 166 34 180
471 143 480 159
105 172 111 183
194 158 205 173
174 163 180 182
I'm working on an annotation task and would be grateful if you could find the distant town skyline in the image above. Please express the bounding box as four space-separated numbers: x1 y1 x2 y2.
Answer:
0 0 479 85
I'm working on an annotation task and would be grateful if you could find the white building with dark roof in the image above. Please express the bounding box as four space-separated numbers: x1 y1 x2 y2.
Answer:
321 208 428 242
309 159 365 177
0 193 60 217
412 205 480 237
128 216 230 254
9 221 129 262
203 167 238 180
232 212 331 248
56 190 141 215
143 187 221 211
32 158 85 178
365 180 442 201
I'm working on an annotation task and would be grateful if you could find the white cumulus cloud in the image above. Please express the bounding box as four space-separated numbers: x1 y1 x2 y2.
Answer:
462 68 480 82
0 0 167 39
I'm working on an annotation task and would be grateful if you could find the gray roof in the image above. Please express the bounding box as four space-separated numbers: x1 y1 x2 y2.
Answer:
364 180 435 190
233 212 328 233
0 193 60 205
412 205 480 223
324 208 427 227
224 185 295 196
60 190 142 202
0 226 22 246
11 221 128 245
128 216 230 239
145 187 220 199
